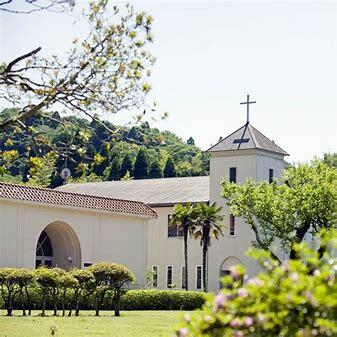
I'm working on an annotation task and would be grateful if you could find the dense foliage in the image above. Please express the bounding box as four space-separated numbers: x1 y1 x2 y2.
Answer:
120 289 205 310
0 262 134 317
176 229 337 337
222 160 337 260
0 109 209 187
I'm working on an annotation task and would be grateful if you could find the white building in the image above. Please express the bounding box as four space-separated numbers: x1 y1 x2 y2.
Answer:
0 121 288 292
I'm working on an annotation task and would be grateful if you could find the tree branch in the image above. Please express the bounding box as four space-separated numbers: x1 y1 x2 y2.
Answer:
5 47 41 73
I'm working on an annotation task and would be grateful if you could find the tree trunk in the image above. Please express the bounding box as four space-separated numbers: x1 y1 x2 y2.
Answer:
75 296 80 316
41 292 46 317
114 290 121 317
289 221 311 259
7 307 13 316
24 287 31 315
21 289 26 316
202 222 210 293
183 227 189 291
202 246 208 292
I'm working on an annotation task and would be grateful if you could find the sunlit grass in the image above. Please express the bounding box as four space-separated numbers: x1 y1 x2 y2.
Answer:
0 310 186 337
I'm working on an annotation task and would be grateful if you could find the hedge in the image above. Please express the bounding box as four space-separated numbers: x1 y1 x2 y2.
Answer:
120 290 205 310
0 288 205 311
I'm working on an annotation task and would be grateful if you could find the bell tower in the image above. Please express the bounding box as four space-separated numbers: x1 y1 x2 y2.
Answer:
207 97 289 292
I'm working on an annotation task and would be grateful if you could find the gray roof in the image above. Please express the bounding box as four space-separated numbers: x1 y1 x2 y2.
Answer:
207 123 289 156
57 176 210 206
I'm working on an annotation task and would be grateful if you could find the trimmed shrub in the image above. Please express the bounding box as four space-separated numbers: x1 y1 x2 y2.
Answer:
120 289 205 310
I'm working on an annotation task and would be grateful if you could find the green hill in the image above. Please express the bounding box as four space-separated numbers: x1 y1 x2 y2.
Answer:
0 109 209 188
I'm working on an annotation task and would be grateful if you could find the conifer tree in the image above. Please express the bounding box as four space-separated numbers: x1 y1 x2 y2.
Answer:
107 156 121 181
149 161 163 178
127 126 140 141
134 148 149 179
120 154 133 177
164 157 176 177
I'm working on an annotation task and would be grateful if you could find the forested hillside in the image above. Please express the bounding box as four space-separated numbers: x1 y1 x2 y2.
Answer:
0 109 209 188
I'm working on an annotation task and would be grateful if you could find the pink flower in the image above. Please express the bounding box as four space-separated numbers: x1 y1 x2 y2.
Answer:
213 293 227 311
233 331 244 337
290 272 299 282
247 278 263 286
230 318 241 328
229 266 241 280
237 288 248 298
243 317 253 327
178 328 189 337
183 314 191 323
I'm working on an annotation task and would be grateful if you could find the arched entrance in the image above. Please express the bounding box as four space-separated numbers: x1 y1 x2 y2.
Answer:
35 221 81 269
219 256 242 288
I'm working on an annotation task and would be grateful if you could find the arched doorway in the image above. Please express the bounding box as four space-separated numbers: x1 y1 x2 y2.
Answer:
219 256 242 288
35 221 81 269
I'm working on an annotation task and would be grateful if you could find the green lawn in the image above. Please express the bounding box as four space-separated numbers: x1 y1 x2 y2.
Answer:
0 310 185 337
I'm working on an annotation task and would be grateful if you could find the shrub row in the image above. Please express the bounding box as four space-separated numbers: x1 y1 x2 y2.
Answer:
0 288 205 312
120 290 205 310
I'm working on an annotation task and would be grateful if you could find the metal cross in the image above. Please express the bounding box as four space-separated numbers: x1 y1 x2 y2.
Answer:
240 94 256 124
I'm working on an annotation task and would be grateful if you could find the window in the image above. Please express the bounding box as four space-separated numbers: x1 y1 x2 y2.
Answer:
230 215 235 236
229 167 237 183
152 266 158 287
167 266 173 288
269 168 274 183
168 215 183 238
181 266 186 289
196 266 202 290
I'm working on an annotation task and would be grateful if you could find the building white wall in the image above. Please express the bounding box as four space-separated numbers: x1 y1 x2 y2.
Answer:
208 149 286 292
0 199 150 287
147 206 204 291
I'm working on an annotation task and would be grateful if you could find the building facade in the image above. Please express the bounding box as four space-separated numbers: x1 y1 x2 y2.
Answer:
0 122 288 292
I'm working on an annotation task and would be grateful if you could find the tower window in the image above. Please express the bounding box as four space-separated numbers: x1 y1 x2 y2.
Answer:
230 215 235 236
167 266 173 288
196 266 202 290
229 167 237 183
152 266 158 287
168 215 183 238
269 168 274 183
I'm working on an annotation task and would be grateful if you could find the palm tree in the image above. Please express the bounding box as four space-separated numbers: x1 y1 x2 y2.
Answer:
170 203 198 291
194 202 224 292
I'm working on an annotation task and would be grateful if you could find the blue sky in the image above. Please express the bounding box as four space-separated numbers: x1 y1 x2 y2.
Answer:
1 1 336 162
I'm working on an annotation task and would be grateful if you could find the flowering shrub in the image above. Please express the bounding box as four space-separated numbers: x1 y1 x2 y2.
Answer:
175 230 337 337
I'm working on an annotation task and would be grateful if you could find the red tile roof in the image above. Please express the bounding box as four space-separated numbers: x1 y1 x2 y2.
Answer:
0 182 157 218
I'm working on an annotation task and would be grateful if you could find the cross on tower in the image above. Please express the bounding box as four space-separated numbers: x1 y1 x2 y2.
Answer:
240 94 256 124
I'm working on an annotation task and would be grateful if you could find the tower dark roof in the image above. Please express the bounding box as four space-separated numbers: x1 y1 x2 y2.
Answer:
207 123 289 156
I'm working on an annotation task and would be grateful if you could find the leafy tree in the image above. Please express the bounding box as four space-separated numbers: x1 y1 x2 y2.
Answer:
134 148 149 179
0 0 155 131
68 268 94 317
187 137 195 145
170 203 198 291
194 203 224 292
164 157 176 177
323 152 337 168
34 267 61 316
15 269 35 316
149 160 163 178
120 154 133 178
93 144 109 176
175 229 337 337
58 273 78 317
222 161 337 261
89 262 134 316
0 268 22 316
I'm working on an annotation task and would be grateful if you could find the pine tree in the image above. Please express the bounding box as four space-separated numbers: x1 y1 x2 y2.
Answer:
120 154 133 177
134 148 149 179
164 157 176 177
149 161 163 178
107 156 121 181
187 137 195 145
127 126 139 141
